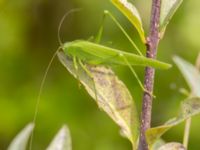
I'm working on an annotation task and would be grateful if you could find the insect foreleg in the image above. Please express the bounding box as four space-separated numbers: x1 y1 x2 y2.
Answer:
73 56 80 82
73 56 78 70
95 12 106 44
78 59 98 102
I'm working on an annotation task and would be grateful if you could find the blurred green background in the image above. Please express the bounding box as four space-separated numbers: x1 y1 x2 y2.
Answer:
0 0 200 149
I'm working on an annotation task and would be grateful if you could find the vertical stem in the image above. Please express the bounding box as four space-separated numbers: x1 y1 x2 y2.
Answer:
183 53 200 149
183 118 191 149
138 0 161 150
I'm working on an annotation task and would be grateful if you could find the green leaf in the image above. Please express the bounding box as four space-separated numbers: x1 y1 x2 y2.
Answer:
146 97 200 148
8 123 34 150
157 142 186 150
173 56 200 97
111 0 146 43
58 51 139 149
47 125 72 150
160 0 183 32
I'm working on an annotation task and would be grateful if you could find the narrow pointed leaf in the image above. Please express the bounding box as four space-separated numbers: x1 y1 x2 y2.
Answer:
160 0 183 32
58 51 139 149
111 0 146 43
8 123 34 150
146 97 200 147
173 56 200 97
47 125 72 150
157 142 186 150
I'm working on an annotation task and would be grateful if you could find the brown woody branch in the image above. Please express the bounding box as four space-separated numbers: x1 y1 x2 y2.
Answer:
138 0 161 150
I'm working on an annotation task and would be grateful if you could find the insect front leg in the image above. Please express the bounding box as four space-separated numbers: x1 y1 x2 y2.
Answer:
94 12 106 44
73 56 79 78
78 59 110 108
73 56 83 88
78 59 98 102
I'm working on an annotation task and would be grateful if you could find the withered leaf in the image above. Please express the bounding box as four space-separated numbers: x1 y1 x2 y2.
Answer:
58 51 139 149
157 142 185 150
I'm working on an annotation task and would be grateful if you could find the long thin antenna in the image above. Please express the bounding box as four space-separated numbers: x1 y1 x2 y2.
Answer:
29 47 60 150
30 8 82 149
58 8 82 46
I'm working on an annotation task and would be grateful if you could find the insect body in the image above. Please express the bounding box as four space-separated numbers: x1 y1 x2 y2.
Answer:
62 40 171 70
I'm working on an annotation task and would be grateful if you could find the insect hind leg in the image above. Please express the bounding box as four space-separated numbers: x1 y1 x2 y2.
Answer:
119 53 155 97
94 10 143 57
103 10 143 56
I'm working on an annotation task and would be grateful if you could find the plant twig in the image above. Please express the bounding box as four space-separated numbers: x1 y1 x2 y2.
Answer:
183 117 191 149
138 0 161 149
183 53 200 149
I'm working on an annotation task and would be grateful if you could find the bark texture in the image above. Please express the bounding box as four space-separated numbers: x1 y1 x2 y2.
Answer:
138 0 161 149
